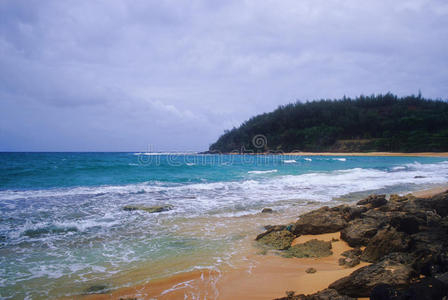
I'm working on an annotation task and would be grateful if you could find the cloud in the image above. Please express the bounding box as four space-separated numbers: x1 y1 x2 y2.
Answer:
0 0 447 151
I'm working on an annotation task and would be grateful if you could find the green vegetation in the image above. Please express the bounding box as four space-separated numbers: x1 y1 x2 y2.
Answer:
209 94 448 153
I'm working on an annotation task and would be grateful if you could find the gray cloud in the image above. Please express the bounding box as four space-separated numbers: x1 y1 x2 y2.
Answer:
1 0 447 151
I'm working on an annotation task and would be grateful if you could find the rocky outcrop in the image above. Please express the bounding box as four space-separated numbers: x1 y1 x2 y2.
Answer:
292 206 348 235
263 190 448 300
329 253 415 297
338 249 361 268
361 227 411 262
283 239 332 258
340 218 378 247
357 194 387 208
256 230 295 250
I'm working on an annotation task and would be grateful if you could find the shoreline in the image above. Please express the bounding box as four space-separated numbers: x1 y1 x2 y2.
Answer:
78 183 448 300
221 152 448 157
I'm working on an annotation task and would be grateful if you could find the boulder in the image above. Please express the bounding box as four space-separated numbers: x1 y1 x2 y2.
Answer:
293 206 347 235
329 253 415 297
283 239 332 258
357 194 387 208
305 267 317 274
256 230 295 250
339 249 362 268
361 227 411 262
340 218 378 247
416 190 448 217
370 278 448 300
261 208 274 213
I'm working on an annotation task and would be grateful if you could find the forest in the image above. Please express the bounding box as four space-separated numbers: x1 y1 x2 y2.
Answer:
209 94 448 153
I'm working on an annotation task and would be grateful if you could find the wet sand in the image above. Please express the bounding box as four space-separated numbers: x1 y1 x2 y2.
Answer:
81 233 368 300
79 186 447 300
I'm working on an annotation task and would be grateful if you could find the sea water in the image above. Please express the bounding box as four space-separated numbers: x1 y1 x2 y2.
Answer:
1 153 448 298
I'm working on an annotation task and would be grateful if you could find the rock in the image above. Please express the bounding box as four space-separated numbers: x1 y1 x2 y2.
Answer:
338 256 360 268
340 218 378 247
256 230 295 250
84 284 109 294
414 175 425 178
256 225 286 241
283 239 332 258
400 277 448 300
357 194 387 208
305 267 317 273
361 227 411 262
261 208 273 213
341 248 362 258
123 205 173 213
416 190 448 217
329 253 415 297
275 289 355 300
293 206 347 235
390 214 421 234
338 249 361 268
369 284 401 300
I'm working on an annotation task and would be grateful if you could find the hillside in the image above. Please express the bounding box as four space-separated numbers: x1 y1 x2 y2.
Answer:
209 94 448 153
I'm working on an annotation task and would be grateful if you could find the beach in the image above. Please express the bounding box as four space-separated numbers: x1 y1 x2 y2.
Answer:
79 184 448 300
1 153 448 299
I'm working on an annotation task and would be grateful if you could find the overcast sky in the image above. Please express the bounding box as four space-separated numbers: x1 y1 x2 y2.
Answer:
1 0 447 151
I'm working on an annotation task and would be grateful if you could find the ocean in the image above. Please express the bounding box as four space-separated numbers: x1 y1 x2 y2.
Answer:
1 152 447 299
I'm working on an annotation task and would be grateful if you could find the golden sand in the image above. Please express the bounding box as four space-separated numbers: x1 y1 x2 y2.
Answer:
77 186 447 300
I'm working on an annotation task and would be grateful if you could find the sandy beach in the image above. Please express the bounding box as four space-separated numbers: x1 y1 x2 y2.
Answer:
283 152 448 157
78 184 448 300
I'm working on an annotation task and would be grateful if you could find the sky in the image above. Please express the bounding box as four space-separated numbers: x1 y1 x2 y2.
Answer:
1 0 447 151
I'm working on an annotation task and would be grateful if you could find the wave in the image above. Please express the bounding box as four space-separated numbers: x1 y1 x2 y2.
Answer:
247 169 278 174
333 158 347 162
304 158 312 161
283 160 297 164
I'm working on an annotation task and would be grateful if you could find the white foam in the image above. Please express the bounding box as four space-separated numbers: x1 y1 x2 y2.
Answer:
247 169 278 174
304 158 312 161
283 160 297 164
333 158 347 161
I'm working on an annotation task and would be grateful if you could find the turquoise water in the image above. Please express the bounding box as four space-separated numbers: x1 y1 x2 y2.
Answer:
1 152 448 299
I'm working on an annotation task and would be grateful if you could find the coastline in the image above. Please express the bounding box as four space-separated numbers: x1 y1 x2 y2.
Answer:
283 152 448 157
78 183 448 300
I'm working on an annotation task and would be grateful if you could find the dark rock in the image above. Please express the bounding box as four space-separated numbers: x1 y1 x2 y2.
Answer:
329 253 415 297
341 248 362 258
400 277 448 300
275 288 355 300
338 249 361 268
123 204 173 213
262 208 274 213
293 206 347 235
256 230 295 250
390 215 421 234
305 267 317 273
340 218 378 247
357 194 387 208
338 256 360 268
414 175 425 178
84 284 109 294
416 190 448 217
283 239 332 258
370 284 401 300
361 227 411 262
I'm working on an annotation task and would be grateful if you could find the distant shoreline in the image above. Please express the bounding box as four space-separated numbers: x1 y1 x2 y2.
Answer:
216 152 448 157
